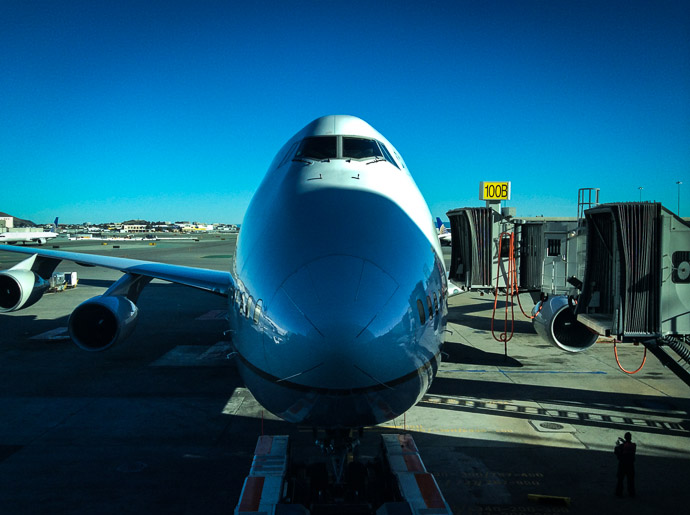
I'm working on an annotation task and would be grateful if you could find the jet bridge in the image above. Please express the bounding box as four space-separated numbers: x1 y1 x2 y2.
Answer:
447 207 496 291
446 194 690 383
446 206 597 352
446 207 584 297
575 202 690 384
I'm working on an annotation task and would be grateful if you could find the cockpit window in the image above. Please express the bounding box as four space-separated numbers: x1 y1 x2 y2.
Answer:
290 135 400 169
278 141 300 168
378 143 399 169
295 136 337 160
342 137 383 159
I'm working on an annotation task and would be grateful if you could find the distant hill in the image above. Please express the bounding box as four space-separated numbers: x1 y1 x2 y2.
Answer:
0 212 37 228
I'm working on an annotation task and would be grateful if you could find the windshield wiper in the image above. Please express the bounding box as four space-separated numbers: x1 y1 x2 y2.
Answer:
293 157 332 164
365 156 386 165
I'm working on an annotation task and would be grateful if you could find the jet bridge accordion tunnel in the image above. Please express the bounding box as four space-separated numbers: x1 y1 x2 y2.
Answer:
446 207 595 353
575 203 690 380
446 208 580 294
447 207 495 290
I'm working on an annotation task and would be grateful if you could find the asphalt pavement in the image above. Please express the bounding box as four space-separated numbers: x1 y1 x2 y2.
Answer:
0 236 688 514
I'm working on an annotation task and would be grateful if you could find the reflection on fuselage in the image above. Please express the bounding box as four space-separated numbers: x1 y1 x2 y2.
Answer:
230 115 447 428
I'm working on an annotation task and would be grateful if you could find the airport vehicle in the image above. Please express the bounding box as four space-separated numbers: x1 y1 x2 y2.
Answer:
0 116 451 511
0 217 59 245
436 217 451 246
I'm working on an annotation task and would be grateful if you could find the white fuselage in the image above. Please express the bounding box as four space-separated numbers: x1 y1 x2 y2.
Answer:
229 115 448 428
0 231 58 245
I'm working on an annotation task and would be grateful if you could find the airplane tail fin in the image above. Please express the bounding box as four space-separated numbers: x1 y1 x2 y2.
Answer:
52 217 59 233
436 217 447 234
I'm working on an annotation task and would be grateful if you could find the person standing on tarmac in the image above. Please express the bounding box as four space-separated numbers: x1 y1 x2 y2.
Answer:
615 432 636 497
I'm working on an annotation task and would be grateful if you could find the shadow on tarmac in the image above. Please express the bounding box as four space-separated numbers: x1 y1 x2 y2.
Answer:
447 299 536 334
75 278 123 288
226 414 689 515
443 341 523 368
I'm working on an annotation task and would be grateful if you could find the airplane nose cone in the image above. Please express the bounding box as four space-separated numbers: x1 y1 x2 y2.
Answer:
266 255 400 388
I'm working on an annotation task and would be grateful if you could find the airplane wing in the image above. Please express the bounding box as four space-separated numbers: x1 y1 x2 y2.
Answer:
0 245 233 296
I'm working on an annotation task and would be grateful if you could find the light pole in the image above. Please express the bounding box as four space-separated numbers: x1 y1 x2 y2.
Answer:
638 186 643 202
678 181 683 216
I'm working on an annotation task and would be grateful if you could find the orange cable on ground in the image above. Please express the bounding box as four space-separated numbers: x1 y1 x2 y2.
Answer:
491 231 550 356
491 233 515 356
613 341 647 374
510 232 542 319
515 286 543 319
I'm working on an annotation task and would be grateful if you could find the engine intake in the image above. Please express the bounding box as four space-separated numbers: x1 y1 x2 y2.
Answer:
69 295 138 351
0 269 49 312
532 296 598 353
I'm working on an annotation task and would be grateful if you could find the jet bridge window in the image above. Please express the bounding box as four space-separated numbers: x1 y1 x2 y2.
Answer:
547 239 562 257
343 137 383 160
295 136 337 160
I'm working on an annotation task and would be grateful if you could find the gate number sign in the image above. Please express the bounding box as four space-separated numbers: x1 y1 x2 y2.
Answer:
479 181 511 201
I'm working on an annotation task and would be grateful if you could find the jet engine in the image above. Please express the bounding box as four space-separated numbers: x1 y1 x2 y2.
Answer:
68 295 139 351
532 295 598 353
0 269 49 312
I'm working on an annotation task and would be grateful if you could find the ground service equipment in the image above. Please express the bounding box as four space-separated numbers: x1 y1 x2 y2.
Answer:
234 433 451 515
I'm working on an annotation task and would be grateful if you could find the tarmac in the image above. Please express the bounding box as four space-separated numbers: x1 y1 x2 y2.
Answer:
0 235 688 514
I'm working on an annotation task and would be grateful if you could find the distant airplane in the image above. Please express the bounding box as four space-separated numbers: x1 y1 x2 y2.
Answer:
436 217 451 246
0 217 59 245
0 116 448 450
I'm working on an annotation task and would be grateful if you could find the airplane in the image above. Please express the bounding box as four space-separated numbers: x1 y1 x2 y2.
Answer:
436 216 451 246
0 217 59 245
0 116 448 453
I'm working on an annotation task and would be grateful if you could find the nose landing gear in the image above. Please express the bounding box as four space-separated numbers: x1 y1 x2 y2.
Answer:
313 427 363 484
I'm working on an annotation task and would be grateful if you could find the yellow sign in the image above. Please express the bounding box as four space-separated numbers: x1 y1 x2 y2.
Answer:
479 181 511 201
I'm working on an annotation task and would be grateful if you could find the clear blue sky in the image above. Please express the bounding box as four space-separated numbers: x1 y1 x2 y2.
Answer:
1 0 688 224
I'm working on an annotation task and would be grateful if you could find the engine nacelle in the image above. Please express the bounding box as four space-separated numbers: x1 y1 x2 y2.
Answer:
68 295 138 351
0 269 49 312
532 296 598 353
